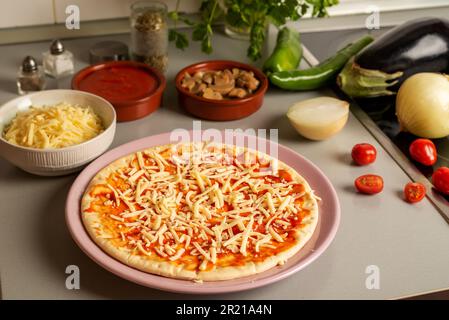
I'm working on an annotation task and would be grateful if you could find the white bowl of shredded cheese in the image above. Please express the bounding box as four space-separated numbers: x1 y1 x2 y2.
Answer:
0 89 116 176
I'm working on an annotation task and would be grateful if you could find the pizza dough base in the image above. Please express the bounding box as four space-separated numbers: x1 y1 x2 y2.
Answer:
81 143 319 281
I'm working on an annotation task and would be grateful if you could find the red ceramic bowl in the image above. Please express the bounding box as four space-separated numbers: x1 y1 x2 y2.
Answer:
72 61 166 122
175 60 268 121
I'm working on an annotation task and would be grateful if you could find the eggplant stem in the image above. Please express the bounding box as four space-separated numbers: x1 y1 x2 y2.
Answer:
337 57 404 98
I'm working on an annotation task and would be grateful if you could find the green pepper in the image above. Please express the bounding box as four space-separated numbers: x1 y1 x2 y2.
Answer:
263 27 302 74
269 35 374 91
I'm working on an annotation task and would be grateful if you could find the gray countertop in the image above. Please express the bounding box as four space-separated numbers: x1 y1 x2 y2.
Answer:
0 28 448 300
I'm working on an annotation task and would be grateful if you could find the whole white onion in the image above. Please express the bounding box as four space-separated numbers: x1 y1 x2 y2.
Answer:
396 73 449 138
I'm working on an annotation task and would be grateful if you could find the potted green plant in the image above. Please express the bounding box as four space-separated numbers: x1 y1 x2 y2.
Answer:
169 0 339 61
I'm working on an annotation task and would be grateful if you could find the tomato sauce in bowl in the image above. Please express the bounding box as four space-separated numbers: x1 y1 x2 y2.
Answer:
73 61 166 122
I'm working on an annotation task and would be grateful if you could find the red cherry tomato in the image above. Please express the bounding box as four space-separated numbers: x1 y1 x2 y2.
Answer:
351 143 377 166
409 139 437 166
354 174 384 194
404 182 426 203
432 167 449 195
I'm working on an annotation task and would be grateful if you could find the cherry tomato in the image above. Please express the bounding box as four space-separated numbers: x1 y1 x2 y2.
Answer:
351 143 377 166
409 139 437 166
432 167 449 195
354 174 384 194
404 182 426 203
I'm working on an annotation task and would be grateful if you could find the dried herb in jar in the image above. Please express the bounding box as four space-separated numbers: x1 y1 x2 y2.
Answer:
130 2 168 73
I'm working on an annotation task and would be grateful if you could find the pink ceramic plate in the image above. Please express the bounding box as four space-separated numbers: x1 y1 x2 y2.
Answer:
65 131 340 294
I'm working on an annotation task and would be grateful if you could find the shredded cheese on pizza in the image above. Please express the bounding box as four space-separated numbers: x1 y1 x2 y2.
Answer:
84 142 318 272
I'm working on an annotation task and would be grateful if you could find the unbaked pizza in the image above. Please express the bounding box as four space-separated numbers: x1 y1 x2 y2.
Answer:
82 142 319 281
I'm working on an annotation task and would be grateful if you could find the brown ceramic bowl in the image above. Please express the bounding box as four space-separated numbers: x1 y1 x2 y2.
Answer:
72 61 166 122
175 60 268 121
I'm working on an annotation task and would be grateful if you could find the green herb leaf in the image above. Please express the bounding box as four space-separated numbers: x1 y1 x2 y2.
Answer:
192 22 213 54
202 37 213 54
225 1 250 28
268 0 300 26
301 3 309 15
306 0 339 17
169 29 189 50
179 16 196 26
191 0 219 55
192 23 207 41
200 0 223 20
168 0 339 60
248 20 266 61
168 11 178 21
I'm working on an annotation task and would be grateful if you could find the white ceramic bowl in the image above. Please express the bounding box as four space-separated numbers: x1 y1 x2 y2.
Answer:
0 89 116 176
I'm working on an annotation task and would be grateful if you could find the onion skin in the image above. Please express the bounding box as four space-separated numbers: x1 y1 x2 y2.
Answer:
396 73 449 139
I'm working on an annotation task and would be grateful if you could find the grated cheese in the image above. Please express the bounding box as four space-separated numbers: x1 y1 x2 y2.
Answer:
89 142 317 269
3 102 104 149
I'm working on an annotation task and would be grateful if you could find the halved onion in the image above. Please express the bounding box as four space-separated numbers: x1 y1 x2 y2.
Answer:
286 97 349 141
396 73 449 138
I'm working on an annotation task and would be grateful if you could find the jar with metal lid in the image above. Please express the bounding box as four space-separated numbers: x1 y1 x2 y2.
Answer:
89 41 129 64
130 1 168 73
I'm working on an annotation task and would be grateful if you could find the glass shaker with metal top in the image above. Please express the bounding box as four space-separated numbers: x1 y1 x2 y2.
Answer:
17 56 46 95
130 1 168 73
42 39 75 78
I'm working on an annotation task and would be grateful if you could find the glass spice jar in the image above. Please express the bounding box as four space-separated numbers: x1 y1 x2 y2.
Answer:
130 1 168 73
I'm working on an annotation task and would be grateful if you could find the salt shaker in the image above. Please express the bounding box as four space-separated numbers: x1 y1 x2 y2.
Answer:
43 39 75 78
17 56 46 95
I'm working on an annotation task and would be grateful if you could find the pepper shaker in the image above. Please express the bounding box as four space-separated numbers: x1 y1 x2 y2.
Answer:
42 39 75 78
17 56 46 95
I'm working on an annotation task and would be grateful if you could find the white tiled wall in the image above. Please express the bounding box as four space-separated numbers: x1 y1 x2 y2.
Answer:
54 0 201 24
0 0 201 29
0 0 54 28
1 0 448 29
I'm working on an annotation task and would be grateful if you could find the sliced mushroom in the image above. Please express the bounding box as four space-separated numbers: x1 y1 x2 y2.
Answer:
181 67 259 99
209 82 235 94
203 72 214 84
214 70 233 85
228 88 248 99
232 68 240 79
191 82 207 94
193 71 204 82
202 88 223 100
236 71 260 92
210 69 235 94
181 74 196 91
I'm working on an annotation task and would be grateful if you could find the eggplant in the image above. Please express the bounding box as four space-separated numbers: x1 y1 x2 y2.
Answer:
337 17 449 98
